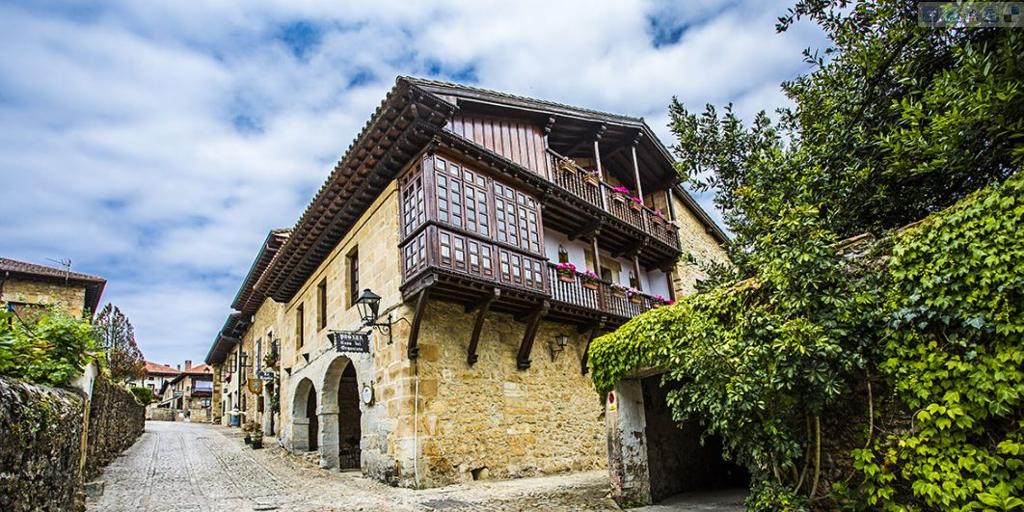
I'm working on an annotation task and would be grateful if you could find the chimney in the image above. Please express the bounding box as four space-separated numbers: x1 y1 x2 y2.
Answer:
185 360 192 371
176 364 180 370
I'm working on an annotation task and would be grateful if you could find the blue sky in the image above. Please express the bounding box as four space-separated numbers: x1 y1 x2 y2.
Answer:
0 0 823 366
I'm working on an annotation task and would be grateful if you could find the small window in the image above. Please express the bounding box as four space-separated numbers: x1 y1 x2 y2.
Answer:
347 248 359 307
255 339 262 372
296 304 305 348
317 278 328 330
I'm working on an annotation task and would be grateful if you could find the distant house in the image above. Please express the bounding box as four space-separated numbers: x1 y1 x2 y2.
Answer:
0 257 106 319
157 361 214 422
132 361 181 401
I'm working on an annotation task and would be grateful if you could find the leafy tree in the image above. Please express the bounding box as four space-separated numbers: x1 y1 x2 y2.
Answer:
94 304 145 382
129 386 154 405
593 0 1024 510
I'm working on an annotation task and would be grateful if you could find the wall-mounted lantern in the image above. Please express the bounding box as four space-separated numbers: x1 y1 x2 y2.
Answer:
354 288 410 345
549 334 569 361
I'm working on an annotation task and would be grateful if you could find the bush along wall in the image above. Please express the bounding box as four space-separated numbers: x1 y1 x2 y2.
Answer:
0 376 85 512
590 171 1024 510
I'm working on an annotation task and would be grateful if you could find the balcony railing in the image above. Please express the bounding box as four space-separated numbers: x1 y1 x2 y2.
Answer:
549 152 680 250
547 264 665 320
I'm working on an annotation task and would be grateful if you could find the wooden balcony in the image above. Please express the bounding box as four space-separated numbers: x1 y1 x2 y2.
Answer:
546 263 665 326
549 153 680 251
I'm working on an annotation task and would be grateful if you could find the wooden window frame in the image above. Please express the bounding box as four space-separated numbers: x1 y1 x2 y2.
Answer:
317 278 327 331
295 303 304 349
347 248 359 308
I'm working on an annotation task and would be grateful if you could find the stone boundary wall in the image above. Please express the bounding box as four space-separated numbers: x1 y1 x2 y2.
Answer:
0 376 86 512
146 407 176 422
83 375 146 481
0 374 145 511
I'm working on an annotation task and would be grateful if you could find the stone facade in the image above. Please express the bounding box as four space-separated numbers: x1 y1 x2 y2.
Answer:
0 278 89 319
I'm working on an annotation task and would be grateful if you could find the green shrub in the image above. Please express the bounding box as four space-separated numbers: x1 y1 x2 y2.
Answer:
0 309 100 387
129 386 154 405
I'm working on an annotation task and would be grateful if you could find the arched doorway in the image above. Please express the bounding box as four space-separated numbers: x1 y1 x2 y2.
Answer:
336 364 361 469
306 385 318 451
320 356 362 470
291 377 317 452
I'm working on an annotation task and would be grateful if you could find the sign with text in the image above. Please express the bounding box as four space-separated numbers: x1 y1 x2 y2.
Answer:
329 330 371 353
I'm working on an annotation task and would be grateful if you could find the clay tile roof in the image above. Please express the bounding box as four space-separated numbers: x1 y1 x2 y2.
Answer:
144 361 180 376
186 364 211 375
0 257 107 314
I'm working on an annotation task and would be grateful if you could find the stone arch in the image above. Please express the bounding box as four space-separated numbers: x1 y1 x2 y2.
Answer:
291 377 318 452
319 356 362 470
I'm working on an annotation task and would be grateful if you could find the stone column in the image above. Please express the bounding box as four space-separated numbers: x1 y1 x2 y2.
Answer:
291 417 310 452
318 407 340 469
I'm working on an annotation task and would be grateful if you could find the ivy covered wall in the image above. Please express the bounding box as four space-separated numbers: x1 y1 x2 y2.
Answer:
590 172 1024 510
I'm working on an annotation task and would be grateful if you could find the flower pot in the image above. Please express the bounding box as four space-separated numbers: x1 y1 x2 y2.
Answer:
652 216 665 226
612 193 627 204
251 438 263 449
611 290 626 299
629 201 642 212
558 272 575 283
243 435 251 445
582 281 599 290
584 174 600 187
629 295 642 304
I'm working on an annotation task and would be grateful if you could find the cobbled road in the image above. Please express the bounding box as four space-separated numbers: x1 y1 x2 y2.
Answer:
86 421 622 512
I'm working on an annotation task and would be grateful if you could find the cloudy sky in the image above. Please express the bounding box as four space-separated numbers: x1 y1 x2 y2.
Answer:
0 0 824 366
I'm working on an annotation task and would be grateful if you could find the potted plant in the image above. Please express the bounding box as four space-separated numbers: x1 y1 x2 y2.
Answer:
629 195 644 212
557 158 578 178
611 186 631 204
250 428 264 449
627 288 643 304
579 270 600 290
555 262 577 283
582 169 600 187
242 420 258 445
610 283 628 299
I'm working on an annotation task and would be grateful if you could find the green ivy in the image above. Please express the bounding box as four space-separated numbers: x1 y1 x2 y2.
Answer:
589 172 1023 510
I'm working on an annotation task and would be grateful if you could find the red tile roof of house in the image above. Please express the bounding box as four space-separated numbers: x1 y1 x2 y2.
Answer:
144 361 180 376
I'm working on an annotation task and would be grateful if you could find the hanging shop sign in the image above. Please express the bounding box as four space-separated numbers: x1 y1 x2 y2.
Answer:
328 330 371 353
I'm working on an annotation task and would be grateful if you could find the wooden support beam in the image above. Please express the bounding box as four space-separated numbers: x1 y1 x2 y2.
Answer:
466 288 499 366
407 287 431 360
516 301 550 370
633 255 644 292
581 317 607 375
631 132 645 201
568 218 602 242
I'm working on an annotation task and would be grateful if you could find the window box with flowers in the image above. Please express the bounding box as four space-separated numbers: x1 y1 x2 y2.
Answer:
611 186 631 204
629 195 644 212
555 262 577 283
627 288 643 304
652 294 674 307
609 283 628 299
582 169 600 187
557 158 578 177
579 270 600 290
652 208 667 226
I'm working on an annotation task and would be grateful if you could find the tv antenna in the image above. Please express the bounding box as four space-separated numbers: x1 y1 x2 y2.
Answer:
46 257 72 283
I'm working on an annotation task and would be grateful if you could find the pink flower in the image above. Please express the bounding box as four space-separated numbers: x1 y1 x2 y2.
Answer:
555 262 577 272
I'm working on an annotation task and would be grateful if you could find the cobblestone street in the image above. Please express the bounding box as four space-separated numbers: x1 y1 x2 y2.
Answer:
86 421 623 512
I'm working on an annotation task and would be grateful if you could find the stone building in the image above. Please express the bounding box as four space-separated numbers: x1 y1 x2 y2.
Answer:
0 257 106 319
157 362 214 422
133 361 180 401
205 77 727 488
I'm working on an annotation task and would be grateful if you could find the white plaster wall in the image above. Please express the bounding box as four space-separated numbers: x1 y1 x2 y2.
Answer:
544 229 591 270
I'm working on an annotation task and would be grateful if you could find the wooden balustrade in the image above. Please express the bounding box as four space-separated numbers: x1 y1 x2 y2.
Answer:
547 264 662 321
548 152 680 250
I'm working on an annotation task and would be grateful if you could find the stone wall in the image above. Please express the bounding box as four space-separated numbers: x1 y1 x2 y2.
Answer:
0 376 85 512
146 407 176 422
82 375 146 481
0 278 88 318
414 301 607 487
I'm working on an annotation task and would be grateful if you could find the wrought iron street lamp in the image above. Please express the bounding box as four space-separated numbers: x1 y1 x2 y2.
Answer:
352 288 409 345
549 334 569 360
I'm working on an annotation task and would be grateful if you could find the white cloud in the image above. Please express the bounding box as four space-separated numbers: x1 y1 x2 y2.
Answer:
0 0 822 363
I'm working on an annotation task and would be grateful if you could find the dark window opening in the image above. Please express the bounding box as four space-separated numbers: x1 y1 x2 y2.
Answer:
296 304 305 348
317 278 327 330
347 249 359 308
